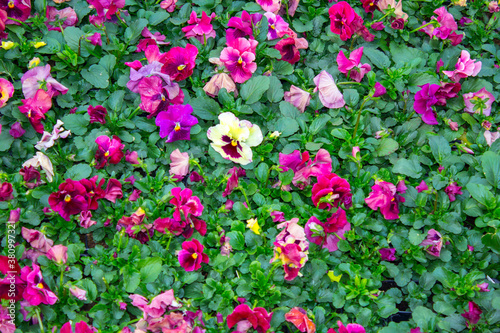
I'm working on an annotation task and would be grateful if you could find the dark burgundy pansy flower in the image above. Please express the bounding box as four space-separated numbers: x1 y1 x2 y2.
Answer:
95 135 125 169
19 165 41 189
0 182 13 201
48 179 88 221
361 0 380 14
275 36 308 65
87 105 107 124
0 0 31 24
117 208 153 244
78 176 105 210
161 44 199 81
177 239 209 271
391 18 405 30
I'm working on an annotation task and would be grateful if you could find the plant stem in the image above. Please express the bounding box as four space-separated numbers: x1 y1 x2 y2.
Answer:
405 111 415 122
35 308 45 333
337 81 370 89
409 21 435 33
190 159 205 179
237 186 251 208
59 266 65 296
352 98 370 139
431 191 438 215
166 236 172 251
7 17 30 29
128 106 142 119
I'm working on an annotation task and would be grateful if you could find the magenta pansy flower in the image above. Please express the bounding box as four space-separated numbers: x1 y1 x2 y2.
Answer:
445 182 462 202
416 180 428 193
0 182 13 201
420 229 443 257
48 179 89 221
305 209 350 252
138 76 184 118
178 239 209 271
169 187 204 222
257 0 281 12
95 135 125 169
136 27 169 52
223 167 246 197
379 248 396 261
21 64 68 99
169 149 190 180
155 104 198 142
104 178 123 203
226 10 262 43
160 0 177 12
414 83 441 125
365 180 403 220
21 263 58 306
182 11 216 44
328 1 360 41
87 32 102 46
361 0 380 14
88 105 107 124
284 85 311 113
312 173 352 210
87 0 125 26
314 70 345 109
18 89 52 133
264 12 289 40
373 82 386 97
328 320 366 333
227 304 273 333
463 88 495 116
435 82 461 106
422 7 458 40
337 47 371 82
0 0 31 24
0 78 14 107
60 321 96 333
461 301 482 329
161 44 199 81
443 50 482 82
279 149 332 189
220 37 258 84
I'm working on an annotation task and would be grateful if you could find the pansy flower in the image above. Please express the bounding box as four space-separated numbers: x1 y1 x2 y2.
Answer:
117 208 152 244
95 135 125 169
138 76 184 118
337 47 371 82
420 229 443 257
461 301 482 329
328 320 365 333
314 70 345 109
223 167 246 197
207 112 263 165
463 88 495 116
35 119 71 151
226 10 262 43
443 50 482 82
0 0 31 24
264 12 289 40
220 37 258 83
48 179 89 221
136 27 169 52
169 187 207 237
0 78 14 108
18 89 52 133
312 173 352 210
88 105 107 124
328 1 359 41
161 44 199 81
285 307 316 333
45 6 78 31
177 239 209 271
365 180 403 220
284 85 310 113
21 263 58 306
156 104 198 142
305 209 350 252
60 321 97 333
227 304 273 333
182 11 216 44
21 64 68 99
87 0 125 26
275 36 308 65
169 149 190 181
414 83 440 125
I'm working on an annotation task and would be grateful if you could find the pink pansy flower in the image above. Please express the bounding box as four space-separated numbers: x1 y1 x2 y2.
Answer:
264 12 289 40
371 21 385 30
484 130 500 147
312 173 352 210
69 286 87 301
160 0 177 12
227 304 273 333
19 166 41 189
0 305 15 333
489 1 500 12
22 263 58 306
87 32 102 46
129 189 141 202
136 27 169 52
373 82 386 97
161 44 199 81
257 0 281 12
477 282 490 292
461 301 482 329
156 104 198 142
87 0 125 26
271 211 286 222
0 0 31 24
169 149 190 181
365 180 403 220
463 88 495 116
328 320 366 333
435 82 461 106
379 248 396 261
178 239 209 272
443 50 482 82
396 180 407 193
19 89 52 133
279 149 332 189
421 7 458 40
226 11 262 43
35 119 71 151
416 180 428 193
328 1 360 41
45 6 78 31
220 37 258 84
182 11 216 44
275 36 308 65
410 328 422 333
414 83 441 125
21 64 68 99
420 229 443 257
337 47 371 82
130 290 181 318
95 135 125 169
0 78 14 107
119 302 127 310
60 321 97 333
305 209 350 252
46 244 68 264
0 182 12 202
79 211 96 229
21 227 54 253
314 70 345 109
284 85 311 113
125 150 140 165
126 45 170 93
88 105 107 124
377 0 408 21
138 75 184 118
104 178 123 203
223 167 246 197
445 182 462 202
170 187 204 221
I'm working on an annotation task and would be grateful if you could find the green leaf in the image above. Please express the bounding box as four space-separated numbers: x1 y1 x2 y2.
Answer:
62 113 90 136
275 117 299 137
99 54 117 75
139 257 163 283
375 138 399 157
279 101 300 118
107 90 126 112
466 183 496 210
408 228 426 245
408 73 441 87
266 76 284 103
0 128 14 152
227 231 245 251
482 232 500 254
363 48 391 69
124 271 141 293
189 97 220 120
149 11 170 25
309 114 331 135
124 18 149 43
392 158 423 178
413 306 437 332
482 151 500 189
233 202 254 220
63 27 85 53
81 64 110 89
255 163 269 183
273 61 294 75
264 48 282 59
429 136 451 163
343 89 359 106
240 76 270 104
64 164 92 181
279 169 294 186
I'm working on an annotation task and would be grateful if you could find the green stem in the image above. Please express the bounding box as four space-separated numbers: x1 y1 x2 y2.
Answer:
128 106 142 119
237 186 251 208
7 17 30 29
405 111 415 122
431 191 438 215
409 21 435 33
59 266 64 296
352 98 370 139
116 12 128 28
267 262 281 281
337 81 370 89
35 308 45 333
165 236 172 251
190 159 205 179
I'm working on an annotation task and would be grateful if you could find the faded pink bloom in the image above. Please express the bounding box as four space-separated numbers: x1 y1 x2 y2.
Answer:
284 85 311 113
477 282 490 292
46 245 68 264
21 227 53 253
125 150 140 164
203 73 237 97
160 0 177 12
337 47 371 82
270 211 286 222
9 122 25 138
104 178 123 203
182 11 216 44
46 6 78 31
448 120 458 131
35 119 71 151
463 88 495 116
79 211 97 229
69 286 87 301
169 149 190 180
21 64 68 99
129 289 180 318
0 78 14 108
484 130 500 147
220 37 258 83
377 0 408 20
313 70 345 109
443 50 482 82
488 1 499 13
129 189 141 202
420 229 443 257
256 0 281 12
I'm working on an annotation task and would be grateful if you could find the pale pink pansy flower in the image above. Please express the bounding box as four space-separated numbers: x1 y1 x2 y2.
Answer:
169 149 190 180
313 71 345 109
284 85 311 113
443 50 482 82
